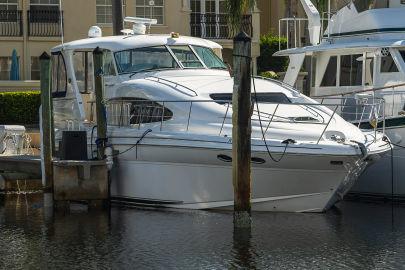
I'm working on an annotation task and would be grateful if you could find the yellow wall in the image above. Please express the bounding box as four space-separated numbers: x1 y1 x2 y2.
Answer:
0 0 261 85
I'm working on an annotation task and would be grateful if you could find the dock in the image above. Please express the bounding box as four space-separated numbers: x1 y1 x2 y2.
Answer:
0 155 41 178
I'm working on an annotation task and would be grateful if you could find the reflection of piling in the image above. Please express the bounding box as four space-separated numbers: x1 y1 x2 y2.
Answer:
232 32 252 228
39 52 54 207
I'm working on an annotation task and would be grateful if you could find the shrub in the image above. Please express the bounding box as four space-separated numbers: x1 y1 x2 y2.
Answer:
0 91 41 125
257 34 289 74
259 71 279 80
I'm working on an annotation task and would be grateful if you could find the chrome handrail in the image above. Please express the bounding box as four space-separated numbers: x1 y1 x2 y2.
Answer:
93 97 386 145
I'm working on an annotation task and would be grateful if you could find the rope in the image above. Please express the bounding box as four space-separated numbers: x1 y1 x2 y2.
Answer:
112 129 153 159
251 69 294 163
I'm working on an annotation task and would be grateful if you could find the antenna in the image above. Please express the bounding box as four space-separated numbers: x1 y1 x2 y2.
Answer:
123 17 157 35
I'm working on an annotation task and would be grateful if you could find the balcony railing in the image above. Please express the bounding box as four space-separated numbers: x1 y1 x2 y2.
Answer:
0 10 23 37
191 13 252 39
27 10 63 37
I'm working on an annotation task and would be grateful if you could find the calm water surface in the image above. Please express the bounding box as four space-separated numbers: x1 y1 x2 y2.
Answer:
1 193 405 270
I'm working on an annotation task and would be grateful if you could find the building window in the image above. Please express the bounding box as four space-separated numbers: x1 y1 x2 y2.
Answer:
321 56 337 87
31 57 40 80
0 0 18 10
135 0 164 25
96 0 126 24
29 0 59 11
0 57 11 80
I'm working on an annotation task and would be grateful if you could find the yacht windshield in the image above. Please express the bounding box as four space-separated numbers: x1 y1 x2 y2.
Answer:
115 45 227 74
168 45 204 68
115 46 179 74
191 46 227 69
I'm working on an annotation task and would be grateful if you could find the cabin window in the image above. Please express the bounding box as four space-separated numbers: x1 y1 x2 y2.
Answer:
191 46 227 69
320 56 337 87
115 46 179 74
168 45 204 68
340 54 363 86
400 50 405 63
51 53 67 97
103 51 116 76
73 51 94 94
210 93 291 105
365 57 374 86
381 52 399 73
129 99 173 125
311 56 316 87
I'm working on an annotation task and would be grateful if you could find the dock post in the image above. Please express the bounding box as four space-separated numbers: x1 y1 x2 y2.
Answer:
39 52 54 208
232 32 252 228
93 47 107 160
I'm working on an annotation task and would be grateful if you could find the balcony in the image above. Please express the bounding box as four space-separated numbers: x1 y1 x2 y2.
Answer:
0 10 23 37
190 13 252 39
27 9 63 37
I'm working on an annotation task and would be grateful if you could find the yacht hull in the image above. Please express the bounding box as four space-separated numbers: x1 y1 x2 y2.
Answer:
110 143 366 212
351 122 405 199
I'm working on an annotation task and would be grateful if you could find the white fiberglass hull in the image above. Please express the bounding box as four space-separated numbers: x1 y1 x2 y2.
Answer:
109 139 368 213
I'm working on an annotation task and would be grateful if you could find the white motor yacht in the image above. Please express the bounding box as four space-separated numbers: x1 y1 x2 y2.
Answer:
49 19 389 212
276 0 405 199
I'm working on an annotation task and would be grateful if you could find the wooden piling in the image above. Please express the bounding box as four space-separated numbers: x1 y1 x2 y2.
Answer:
39 52 53 205
232 32 252 228
93 47 107 160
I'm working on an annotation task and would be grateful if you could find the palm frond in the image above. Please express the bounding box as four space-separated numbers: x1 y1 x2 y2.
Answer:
225 0 256 31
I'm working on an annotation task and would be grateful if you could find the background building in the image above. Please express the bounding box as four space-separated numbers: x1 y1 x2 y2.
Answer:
0 0 261 91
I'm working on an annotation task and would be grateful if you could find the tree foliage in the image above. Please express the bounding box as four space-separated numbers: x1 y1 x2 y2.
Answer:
225 0 256 31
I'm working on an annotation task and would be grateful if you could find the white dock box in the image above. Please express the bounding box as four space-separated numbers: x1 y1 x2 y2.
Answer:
0 125 26 155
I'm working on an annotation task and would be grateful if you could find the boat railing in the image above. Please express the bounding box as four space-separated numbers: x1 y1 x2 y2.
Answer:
313 82 405 119
90 97 385 144
278 16 329 50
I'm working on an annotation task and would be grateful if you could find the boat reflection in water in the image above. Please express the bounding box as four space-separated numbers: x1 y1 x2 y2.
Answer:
1 193 405 269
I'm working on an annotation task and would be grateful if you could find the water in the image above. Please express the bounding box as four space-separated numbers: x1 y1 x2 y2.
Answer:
1 194 405 270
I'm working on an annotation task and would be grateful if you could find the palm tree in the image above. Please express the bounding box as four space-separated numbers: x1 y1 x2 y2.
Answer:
225 0 256 32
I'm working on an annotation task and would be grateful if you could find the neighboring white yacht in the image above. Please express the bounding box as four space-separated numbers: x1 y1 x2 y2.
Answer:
276 0 405 199
49 18 389 212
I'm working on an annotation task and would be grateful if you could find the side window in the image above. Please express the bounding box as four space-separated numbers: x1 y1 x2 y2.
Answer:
73 51 94 94
381 52 399 73
340 54 363 86
400 50 405 62
311 56 317 87
320 56 337 87
365 56 374 86
103 51 116 76
51 53 67 98
129 99 173 125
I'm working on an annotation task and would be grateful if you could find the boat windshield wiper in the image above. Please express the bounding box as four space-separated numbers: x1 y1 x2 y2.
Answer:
129 67 174 78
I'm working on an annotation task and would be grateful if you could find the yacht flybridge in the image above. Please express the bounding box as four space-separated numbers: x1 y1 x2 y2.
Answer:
50 17 389 212
276 0 405 198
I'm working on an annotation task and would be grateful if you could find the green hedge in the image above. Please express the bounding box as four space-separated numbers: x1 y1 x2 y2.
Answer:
257 34 289 74
0 91 41 125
